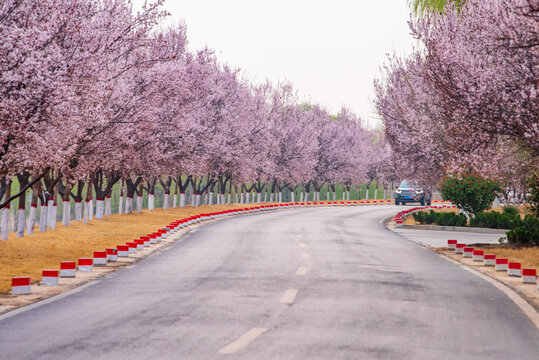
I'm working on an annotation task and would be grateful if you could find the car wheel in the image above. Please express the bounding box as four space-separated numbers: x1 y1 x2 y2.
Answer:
395 200 400 205
420 200 425 206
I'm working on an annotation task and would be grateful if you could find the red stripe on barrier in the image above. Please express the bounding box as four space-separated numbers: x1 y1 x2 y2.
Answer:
456 244 466 248
508 262 521 269
484 254 496 259
472 250 484 255
117 245 129 251
495 258 508 264
12 277 31 286
42 270 59 277
78 258 93 266
522 269 536 276
93 251 106 258
447 240 457 244
60 261 76 269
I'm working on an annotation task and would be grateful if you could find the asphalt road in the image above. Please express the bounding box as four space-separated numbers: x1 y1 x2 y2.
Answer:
0 206 538 359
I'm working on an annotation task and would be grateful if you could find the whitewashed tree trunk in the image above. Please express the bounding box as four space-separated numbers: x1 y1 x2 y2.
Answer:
365 189 369 200
39 203 47 231
245 192 250 204
173 193 177 208
300 192 304 202
179 193 186 208
62 200 70 226
125 196 133 214
17 208 26 237
75 201 82 221
136 195 143 213
47 199 56 229
1 207 9 240
374 188 378 200
190 191 195 206
148 193 155 211
291 192 295 202
234 193 238 204
332 191 337 201
270 192 274 202
222 193 227 204
118 195 124 215
164 193 170 210
208 191 214 205
264 191 267 202
82 200 89 223
326 189 330 201
257 192 262 203
95 199 104 220
240 193 245 204
279 192 282 202
27 205 37 235
89 198 94 221
347 191 350 200
195 194 201 207
105 196 112 217
342 192 345 200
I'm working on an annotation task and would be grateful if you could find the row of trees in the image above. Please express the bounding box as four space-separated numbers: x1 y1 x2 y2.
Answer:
375 0 537 192
0 0 392 239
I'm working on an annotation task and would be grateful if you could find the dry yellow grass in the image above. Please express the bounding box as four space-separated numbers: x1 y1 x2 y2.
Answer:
475 246 539 270
0 204 258 294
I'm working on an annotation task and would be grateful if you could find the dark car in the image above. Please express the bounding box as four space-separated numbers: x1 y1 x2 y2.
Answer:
394 181 431 206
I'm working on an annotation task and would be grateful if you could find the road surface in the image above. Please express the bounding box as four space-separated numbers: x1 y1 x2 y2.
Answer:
0 206 538 359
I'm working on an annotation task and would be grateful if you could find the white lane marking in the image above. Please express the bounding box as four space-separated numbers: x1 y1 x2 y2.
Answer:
440 255 539 331
218 327 268 354
296 267 307 275
279 289 299 304
299 243 306 247
301 253 310 259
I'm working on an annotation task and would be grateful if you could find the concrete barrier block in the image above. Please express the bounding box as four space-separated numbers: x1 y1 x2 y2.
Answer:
41 270 59 285
12 277 31 295
472 250 484 262
483 254 496 266
93 251 107 266
447 239 457 250
522 269 536 284
455 243 465 254
463 247 474 258
78 258 93 272
60 261 76 277
508 262 521 277
106 248 118 262
495 258 508 271
117 245 129 257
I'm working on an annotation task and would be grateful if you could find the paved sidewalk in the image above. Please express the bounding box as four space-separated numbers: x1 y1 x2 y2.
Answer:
390 227 505 248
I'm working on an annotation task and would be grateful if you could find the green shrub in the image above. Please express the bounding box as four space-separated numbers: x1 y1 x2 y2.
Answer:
470 210 522 229
506 215 539 245
440 173 501 217
412 210 468 227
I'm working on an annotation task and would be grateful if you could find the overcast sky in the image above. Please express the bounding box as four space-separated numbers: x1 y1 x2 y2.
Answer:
133 0 416 128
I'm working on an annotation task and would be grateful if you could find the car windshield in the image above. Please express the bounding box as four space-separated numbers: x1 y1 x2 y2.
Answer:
399 181 420 189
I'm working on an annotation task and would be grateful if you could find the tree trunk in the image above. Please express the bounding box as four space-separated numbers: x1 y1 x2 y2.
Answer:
208 191 214 205
180 192 186 208
28 185 38 235
118 181 124 215
104 195 111 217
1 181 11 240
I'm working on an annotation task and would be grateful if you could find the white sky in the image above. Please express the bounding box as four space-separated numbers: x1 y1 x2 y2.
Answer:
133 0 416 128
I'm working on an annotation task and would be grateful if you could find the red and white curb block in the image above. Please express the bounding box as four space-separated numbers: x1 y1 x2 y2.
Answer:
93 251 107 266
508 262 521 277
78 258 93 272
495 258 508 271
472 250 484 262
117 245 129 257
463 247 474 258
41 270 59 285
12 277 31 295
60 261 76 277
446 241 539 290
522 269 537 284
106 248 118 262
484 254 496 266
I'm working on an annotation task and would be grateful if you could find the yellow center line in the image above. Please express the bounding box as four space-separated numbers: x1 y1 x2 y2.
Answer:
218 327 268 354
